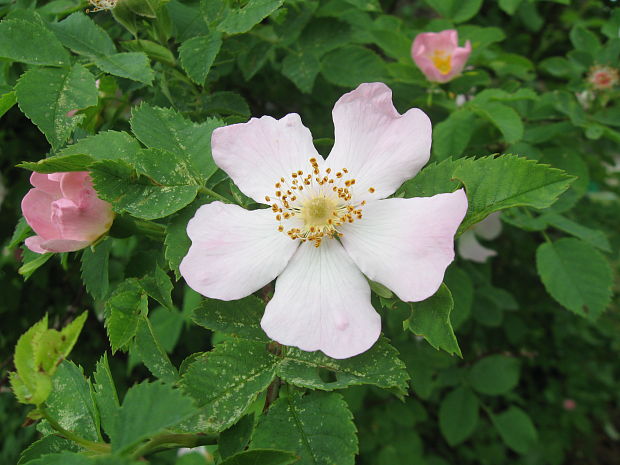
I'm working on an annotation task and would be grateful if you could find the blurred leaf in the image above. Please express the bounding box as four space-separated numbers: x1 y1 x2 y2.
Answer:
498 0 522 15
432 109 475 160
0 90 16 118
121 39 176 66
15 65 98 149
0 18 69 66
491 406 538 454
220 449 299 465
219 415 255 459
282 52 321 93
18 436 78 465
469 355 520 395
404 284 461 357
217 0 285 34
424 0 482 23
251 391 357 465
134 316 179 383
81 239 112 301
439 386 479 445
542 213 611 252
569 25 601 52
94 53 155 85
321 45 388 87
536 238 612 320
469 101 523 143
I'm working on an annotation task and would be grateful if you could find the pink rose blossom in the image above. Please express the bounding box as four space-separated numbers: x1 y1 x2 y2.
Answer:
21 172 114 254
180 83 468 359
587 65 619 90
411 30 472 83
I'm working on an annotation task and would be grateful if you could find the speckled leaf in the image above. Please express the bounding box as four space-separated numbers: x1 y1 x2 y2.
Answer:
219 414 256 459
43 361 100 442
179 34 222 85
130 104 224 184
192 296 268 342
220 449 299 465
111 381 196 454
278 338 409 396
90 155 200 220
94 53 155 84
404 284 461 357
15 64 98 149
453 155 575 233
133 316 179 383
536 238 613 320
0 19 69 66
18 435 79 465
251 391 358 465
139 266 175 310
217 0 284 34
51 12 116 57
179 339 278 433
93 353 120 441
104 279 147 353
59 130 142 163
19 154 95 174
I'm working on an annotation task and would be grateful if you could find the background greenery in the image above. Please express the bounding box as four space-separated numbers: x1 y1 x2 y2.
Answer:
0 0 619 464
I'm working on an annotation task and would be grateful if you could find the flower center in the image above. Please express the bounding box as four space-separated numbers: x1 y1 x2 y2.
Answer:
431 50 452 75
266 158 374 248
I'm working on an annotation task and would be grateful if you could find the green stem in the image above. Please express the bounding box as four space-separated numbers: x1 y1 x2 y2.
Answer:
131 432 217 460
39 407 110 454
132 218 166 239
198 187 233 204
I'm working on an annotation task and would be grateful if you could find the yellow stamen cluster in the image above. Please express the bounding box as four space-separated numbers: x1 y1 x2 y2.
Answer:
267 158 374 248
431 49 452 75
87 0 118 13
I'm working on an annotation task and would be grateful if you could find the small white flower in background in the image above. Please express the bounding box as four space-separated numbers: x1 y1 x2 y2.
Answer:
180 83 468 359
457 212 502 263
177 446 207 457
88 0 118 12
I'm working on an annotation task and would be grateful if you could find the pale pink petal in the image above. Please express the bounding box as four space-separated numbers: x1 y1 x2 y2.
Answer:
436 29 459 51
474 212 502 240
212 114 320 204
412 54 447 82
457 230 497 263
30 173 61 197
58 172 91 201
325 83 431 201
26 236 91 253
261 239 381 359
339 190 468 302
21 189 58 240
50 197 113 241
180 202 299 300
449 41 472 76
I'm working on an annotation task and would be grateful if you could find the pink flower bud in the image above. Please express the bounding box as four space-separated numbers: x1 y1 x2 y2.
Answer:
411 30 472 83
563 399 577 411
21 172 114 254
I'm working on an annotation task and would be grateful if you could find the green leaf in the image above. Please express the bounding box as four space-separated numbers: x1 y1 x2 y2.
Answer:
51 12 116 57
498 0 522 15
104 279 147 353
179 339 278 433
220 449 299 465
452 155 575 233
0 90 17 118
282 52 321 94
192 296 268 342
24 451 138 465
133 316 179 384
432 109 475 160
19 154 95 174
43 361 100 442
139 266 175 310
400 158 462 198
445 266 473 330
424 0 483 23
536 238 613 320
111 381 196 454
59 130 142 163
15 64 98 149
217 0 285 34
491 406 538 454
278 338 409 396
468 355 520 395
90 156 200 220
94 52 155 84
219 415 255 459
81 239 112 301
570 25 601 52
541 213 611 252
93 353 121 441
121 39 176 66
321 45 388 87
130 103 224 184
469 101 523 143
251 391 358 465
439 386 479 446
404 284 461 357
179 34 223 85
165 202 201 279
18 251 53 280
0 18 69 66
18 435 79 465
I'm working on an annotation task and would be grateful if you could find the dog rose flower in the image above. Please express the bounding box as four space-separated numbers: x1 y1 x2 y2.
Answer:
587 65 619 90
412 30 472 83
180 83 468 359
458 212 502 263
21 172 114 254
